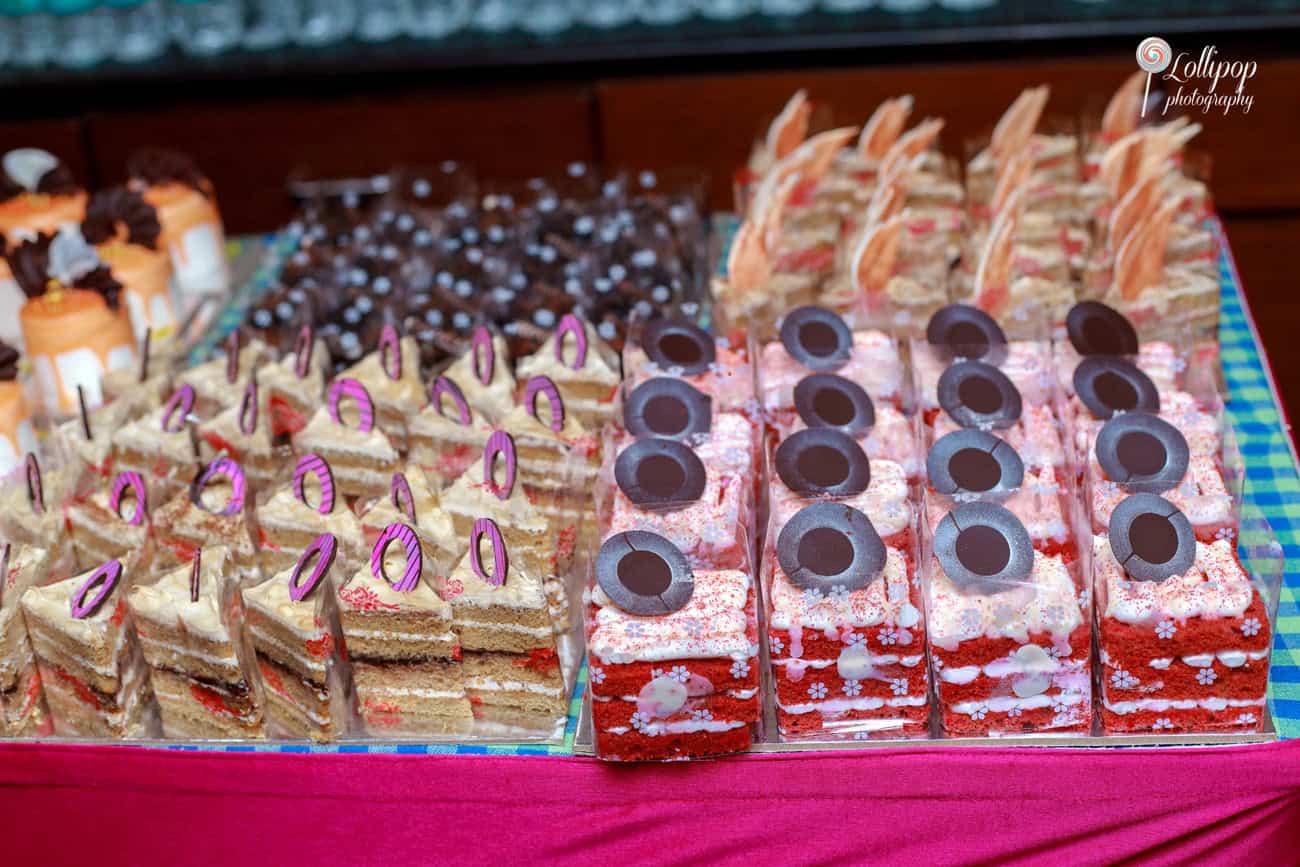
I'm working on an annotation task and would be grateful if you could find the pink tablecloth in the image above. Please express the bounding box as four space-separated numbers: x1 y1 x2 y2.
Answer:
3 740 1300 865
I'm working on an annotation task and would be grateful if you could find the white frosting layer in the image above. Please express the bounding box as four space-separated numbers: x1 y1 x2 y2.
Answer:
928 551 1082 651
1097 537 1253 624
1103 697 1265 714
465 676 563 697
769 546 914 633
777 695 927 715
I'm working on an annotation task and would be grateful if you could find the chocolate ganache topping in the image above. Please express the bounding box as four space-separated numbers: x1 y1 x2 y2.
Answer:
82 187 162 249
7 232 124 311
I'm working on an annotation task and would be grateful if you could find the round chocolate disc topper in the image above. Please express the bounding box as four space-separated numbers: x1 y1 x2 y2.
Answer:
641 318 716 376
470 517 509 587
24 452 43 515
776 501 886 595
288 533 338 602
430 376 472 427
1066 301 1139 358
1073 357 1160 420
1095 412 1189 494
926 304 1008 363
190 458 247 517
1108 492 1196 583
933 502 1035 595
926 429 1024 500
774 428 872 499
794 373 876 437
779 306 853 372
623 377 712 441
596 530 695 615
370 522 422 593
937 361 1023 430
614 438 707 510
69 559 123 620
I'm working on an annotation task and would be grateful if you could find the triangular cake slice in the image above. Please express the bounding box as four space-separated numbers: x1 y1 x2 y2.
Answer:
515 314 620 430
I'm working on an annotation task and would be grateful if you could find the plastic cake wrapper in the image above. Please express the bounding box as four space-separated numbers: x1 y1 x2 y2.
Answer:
621 313 757 416
0 544 59 736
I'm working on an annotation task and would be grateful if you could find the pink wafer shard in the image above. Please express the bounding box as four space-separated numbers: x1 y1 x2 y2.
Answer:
370 522 421 593
24 452 42 514
554 313 588 370
482 430 516 501
328 377 375 433
293 453 335 515
110 471 147 526
192 457 247 516
772 126 858 189
70 559 122 619
524 375 565 433
470 517 508 587
1116 195 1183 301
378 323 402 380
858 95 914 160
991 85 1049 160
866 178 905 225
429 375 472 426
850 216 902 301
991 147 1033 217
471 325 494 385
765 89 812 163
1101 70 1146 142
1109 170 1167 251
973 187 1025 315
726 218 772 293
879 117 944 181
161 384 196 433
390 472 415 522
288 533 336 602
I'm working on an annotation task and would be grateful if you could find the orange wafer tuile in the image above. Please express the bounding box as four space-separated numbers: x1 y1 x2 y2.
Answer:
755 171 801 254
765 90 812 163
850 215 903 301
725 218 772 294
878 117 944 181
991 86 1050 160
770 126 859 188
857 95 915 160
866 177 906 225
990 147 1033 218
1115 194 1183 301
1108 170 1169 251
1099 119 1202 200
973 187 1026 313
1100 71 1146 142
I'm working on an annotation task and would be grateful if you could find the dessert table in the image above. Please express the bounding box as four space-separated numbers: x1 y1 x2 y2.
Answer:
3 223 1300 864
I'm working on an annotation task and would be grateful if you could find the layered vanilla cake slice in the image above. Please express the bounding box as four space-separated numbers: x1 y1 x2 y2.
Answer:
111 383 201 508
337 522 473 736
515 313 621 431
174 330 269 418
337 324 423 452
66 470 151 568
21 556 156 738
258 326 329 438
447 518 568 735
197 379 278 492
127 546 268 739
293 377 401 501
153 458 260 585
408 374 492 488
257 453 366 579
55 385 144 480
358 467 461 574
0 545 53 736
587 530 760 761
242 533 351 742
442 325 517 424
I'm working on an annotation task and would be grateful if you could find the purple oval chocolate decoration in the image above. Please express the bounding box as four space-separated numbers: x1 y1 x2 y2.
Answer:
370 522 422 593
288 533 337 602
328 378 375 433
24 452 43 514
555 313 588 370
70 559 123 619
161 385 196 433
483 430 517 501
430 376 471 426
110 471 147 526
293 453 336 515
390 472 416 522
293 324 314 379
239 380 259 436
470 517 509 587
379 323 402 381
191 457 247 517
471 326 494 385
524 375 565 433
225 330 240 384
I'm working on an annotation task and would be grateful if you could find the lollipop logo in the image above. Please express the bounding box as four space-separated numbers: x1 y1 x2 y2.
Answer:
1153 42 1259 117
1136 37 1172 117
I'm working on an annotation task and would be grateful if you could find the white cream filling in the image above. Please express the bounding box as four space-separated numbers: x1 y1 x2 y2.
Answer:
778 695 927 715
951 691 1086 714
606 718 746 735
1146 649 1268 670
356 686 466 700
26 620 131 680
249 625 328 676
770 653 923 669
464 675 563 697
454 618 553 637
1103 696 1266 715
137 633 241 672
346 627 457 644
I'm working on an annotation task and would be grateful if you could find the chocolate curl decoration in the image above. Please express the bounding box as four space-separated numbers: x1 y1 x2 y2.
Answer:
293 453 336 515
292 324 314 380
24 452 43 514
81 186 162 250
524 375 565 433
288 533 337 602
139 328 152 383
471 325 494 386
554 313 588 370
482 430 517 501
225 330 241 385
77 385 92 440
328 378 375 433
190 457 247 517
7 233 55 302
161 384 196 433
109 471 147 526
430 376 471 426
370 522 422 593
390 473 416 523
238 379 259 436
189 548 202 603
470 517 508 587
70 560 123 619
0 341 19 382
378 323 402 381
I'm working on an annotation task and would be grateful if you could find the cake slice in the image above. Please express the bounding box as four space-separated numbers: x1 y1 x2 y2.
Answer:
337 326 423 452
242 534 351 741
514 313 621 430
152 458 260 585
337 525 473 736
407 374 493 488
293 378 401 501
21 556 156 737
66 470 152 569
357 467 461 573
441 326 516 424
257 453 367 578
0 545 53 736
127 546 268 739
259 328 329 438
0 454 79 568
174 332 268 417
55 389 142 480
197 379 278 491
111 385 200 508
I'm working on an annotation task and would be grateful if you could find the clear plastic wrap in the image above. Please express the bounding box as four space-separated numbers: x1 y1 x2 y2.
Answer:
0 544 57 736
